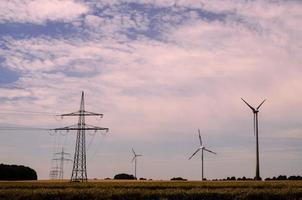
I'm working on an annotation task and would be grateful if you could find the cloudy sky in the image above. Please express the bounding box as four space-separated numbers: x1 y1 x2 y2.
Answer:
0 0 301 180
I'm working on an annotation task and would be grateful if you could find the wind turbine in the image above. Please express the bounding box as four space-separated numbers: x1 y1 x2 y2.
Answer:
131 148 142 179
189 129 216 181
241 98 266 180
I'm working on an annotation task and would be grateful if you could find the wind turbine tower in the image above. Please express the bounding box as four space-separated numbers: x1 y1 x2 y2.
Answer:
241 98 266 180
189 129 216 181
131 148 142 179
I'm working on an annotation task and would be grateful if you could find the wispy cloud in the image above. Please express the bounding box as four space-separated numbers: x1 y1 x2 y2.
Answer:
0 0 88 24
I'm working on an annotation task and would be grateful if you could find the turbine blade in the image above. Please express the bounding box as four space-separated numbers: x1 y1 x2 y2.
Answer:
241 98 256 112
189 148 201 160
257 99 266 110
131 156 136 163
203 148 217 155
198 129 202 146
132 148 136 156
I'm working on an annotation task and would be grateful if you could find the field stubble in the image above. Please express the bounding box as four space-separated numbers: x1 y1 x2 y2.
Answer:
0 180 302 200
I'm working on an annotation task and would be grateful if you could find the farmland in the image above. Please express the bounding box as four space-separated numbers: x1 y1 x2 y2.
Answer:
0 180 302 200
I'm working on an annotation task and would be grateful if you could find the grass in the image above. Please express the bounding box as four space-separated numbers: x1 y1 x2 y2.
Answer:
0 180 302 200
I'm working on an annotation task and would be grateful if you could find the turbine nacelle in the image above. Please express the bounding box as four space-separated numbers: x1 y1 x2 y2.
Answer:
131 148 142 162
241 98 266 137
188 130 216 160
241 98 266 113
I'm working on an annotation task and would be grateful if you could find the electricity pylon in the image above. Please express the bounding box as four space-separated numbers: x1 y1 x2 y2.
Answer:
49 165 59 180
53 91 109 182
52 147 72 180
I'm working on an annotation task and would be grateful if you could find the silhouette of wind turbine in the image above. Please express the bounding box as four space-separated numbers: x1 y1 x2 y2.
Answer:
131 148 142 179
241 98 266 180
189 129 216 181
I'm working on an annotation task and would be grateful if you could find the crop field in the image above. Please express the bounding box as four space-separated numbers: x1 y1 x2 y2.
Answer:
1 180 302 200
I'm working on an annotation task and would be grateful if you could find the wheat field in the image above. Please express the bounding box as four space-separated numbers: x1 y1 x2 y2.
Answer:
0 180 302 200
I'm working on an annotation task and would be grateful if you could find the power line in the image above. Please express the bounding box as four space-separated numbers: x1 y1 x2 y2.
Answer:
0 126 50 131
0 109 60 116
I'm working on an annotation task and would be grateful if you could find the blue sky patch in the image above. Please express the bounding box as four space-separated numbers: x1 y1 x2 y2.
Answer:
0 58 20 85
0 22 78 39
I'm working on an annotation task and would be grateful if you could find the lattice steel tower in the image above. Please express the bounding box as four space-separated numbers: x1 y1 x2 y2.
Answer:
53 92 109 182
52 148 72 180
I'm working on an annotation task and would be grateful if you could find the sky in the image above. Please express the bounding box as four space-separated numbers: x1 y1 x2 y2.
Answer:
0 0 302 180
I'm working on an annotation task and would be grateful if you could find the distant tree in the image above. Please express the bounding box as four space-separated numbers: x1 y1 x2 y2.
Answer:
0 164 37 180
114 173 136 180
288 176 302 180
254 176 262 181
170 177 187 181
238 176 252 181
139 178 147 180
276 175 287 180
265 175 302 181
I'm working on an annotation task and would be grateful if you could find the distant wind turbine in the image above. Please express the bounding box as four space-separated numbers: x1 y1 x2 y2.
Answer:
241 98 266 180
131 148 142 179
189 129 216 181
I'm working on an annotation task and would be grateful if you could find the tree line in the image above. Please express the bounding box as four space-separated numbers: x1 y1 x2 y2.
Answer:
111 173 302 181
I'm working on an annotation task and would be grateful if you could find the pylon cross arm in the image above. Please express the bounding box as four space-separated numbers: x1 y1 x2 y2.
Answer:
59 110 103 117
55 152 71 155
52 158 72 161
52 124 109 132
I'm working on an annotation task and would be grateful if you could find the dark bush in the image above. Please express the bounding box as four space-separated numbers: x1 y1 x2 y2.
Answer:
276 175 287 180
114 173 136 180
170 177 187 181
266 175 302 181
238 176 254 181
0 163 37 180
288 175 302 180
